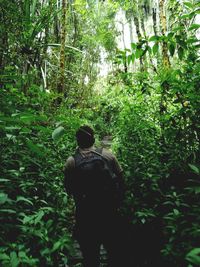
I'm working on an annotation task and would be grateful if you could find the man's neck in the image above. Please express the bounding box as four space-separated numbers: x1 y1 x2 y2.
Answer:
79 146 94 151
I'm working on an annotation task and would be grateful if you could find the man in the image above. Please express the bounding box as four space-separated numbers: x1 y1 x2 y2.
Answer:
64 125 125 267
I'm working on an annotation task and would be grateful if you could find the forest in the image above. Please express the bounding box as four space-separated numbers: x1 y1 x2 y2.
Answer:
0 0 200 266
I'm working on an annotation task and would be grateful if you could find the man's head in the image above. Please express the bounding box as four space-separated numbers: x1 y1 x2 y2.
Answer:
76 125 95 149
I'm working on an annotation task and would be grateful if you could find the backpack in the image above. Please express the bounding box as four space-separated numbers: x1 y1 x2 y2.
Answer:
71 148 120 211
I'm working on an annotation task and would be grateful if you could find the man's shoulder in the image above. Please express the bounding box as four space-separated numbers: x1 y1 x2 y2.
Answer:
101 147 123 173
101 148 115 161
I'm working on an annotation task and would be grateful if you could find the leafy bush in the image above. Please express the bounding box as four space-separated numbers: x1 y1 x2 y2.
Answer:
0 86 85 266
109 63 200 266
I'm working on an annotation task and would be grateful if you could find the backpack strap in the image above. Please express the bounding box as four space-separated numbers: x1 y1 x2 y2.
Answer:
73 147 102 167
73 148 84 167
91 147 108 161
94 147 103 155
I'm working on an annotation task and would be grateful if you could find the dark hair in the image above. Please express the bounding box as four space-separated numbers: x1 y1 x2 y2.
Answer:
76 125 95 148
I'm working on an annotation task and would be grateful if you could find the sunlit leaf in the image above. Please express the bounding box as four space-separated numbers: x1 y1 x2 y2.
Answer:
184 2 193 9
16 196 33 206
52 241 61 252
127 55 132 65
131 53 135 63
135 48 143 58
149 35 159 42
152 43 159 54
189 164 200 174
186 248 200 264
180 14 190 19
173 209 180 215
0 209 16 214
52 126 65 141
0 253 10 260
34 210 44 224
0 179 10 182
131 42 136 50
189 24 200 31
0 193 9 205
23 215 33 224
10 251 19 267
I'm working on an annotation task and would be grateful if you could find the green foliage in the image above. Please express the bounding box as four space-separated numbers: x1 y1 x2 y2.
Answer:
0 86 85 266
1 0 200 266
186 248 200 265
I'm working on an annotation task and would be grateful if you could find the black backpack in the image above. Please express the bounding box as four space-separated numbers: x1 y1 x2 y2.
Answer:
72 148 119 210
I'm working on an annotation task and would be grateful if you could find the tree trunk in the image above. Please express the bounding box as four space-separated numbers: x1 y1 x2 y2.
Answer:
152 7 158 36
121 22 126 50
128 19 135 72
128 19 134 44
140 11 149 72
150 7 159 71
133 16 143 71
159 0 170 67
57 0 67 94
0 33 8 76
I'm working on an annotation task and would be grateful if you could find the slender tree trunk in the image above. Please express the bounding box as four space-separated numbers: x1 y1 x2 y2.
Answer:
133 16 142 41
128 19 135 72
152 7 158 36
140 14 146 39
121 22 126 50
57 0 67 94
133 16 144 71
0 33 7 76
72 8 78 47
128 19 134 44
158 1 170 144
140 12 149 71
159 0 170 67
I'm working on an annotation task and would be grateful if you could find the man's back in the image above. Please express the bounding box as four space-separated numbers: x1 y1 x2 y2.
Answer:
63 126 125 267
64 147 124 216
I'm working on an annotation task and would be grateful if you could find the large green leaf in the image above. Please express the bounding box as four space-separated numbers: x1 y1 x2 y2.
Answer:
10 252 19 267
131 42 136 50
186 248 200 264
52 126 65 141
169 43 175 56
52 241 62 252
189 164 200 174
127 54 132 65
0 209 16 214
135 48 143 58
149 35 159 42
34 210 44 225
152 43 159 54
0 193 9 205
0 253 10 261
16 196 33 206
189 24 200 31
184 1 193 9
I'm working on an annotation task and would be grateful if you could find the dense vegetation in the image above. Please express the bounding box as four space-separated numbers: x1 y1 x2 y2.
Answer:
0 0 200 266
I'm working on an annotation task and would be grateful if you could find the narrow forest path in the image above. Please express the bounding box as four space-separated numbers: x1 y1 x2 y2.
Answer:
100 135 113 149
